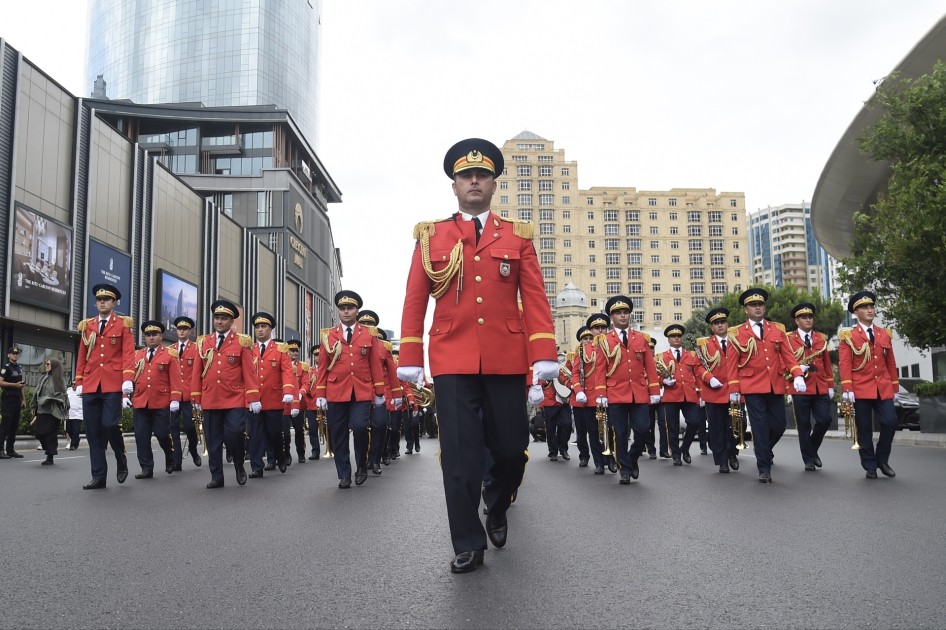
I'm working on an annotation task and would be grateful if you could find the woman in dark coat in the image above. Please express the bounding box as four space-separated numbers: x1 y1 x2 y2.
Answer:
30 357 69 465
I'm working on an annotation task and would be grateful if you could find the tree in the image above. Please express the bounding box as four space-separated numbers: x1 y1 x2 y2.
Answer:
681 285 845 350
839 61 946 349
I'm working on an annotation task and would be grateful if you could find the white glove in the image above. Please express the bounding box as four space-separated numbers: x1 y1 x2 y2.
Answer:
532 360 560 384
316 397 327 410
729 392 741 404
121 380 134 395
708 377 723 389
800 364 810 375
393 397 403 407
374 395 385 406
170 401 180 413
249 401 262 414
282 394 294 404
698 398 706 408
75 385 83 396
842 391 855 403
291 408 299 417
650 395 661 405
122 397 132 409
575 391 588 404
596 396 608 408
793 376 807 393
396 366 425 386
785 395 793 405
828 388 835 399
527 384 544 405
662 378 676 387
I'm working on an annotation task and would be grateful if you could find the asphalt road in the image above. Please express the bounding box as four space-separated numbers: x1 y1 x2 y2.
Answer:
1 432 944 629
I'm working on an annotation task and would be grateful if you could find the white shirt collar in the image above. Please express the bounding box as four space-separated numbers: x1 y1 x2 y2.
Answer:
716 335 728 345
460 210 491 224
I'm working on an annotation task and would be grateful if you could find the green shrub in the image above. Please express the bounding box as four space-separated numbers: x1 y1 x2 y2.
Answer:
915 381 946 397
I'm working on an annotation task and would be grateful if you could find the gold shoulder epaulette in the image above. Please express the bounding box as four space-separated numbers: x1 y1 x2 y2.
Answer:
772 321 786 333
276 342 289 353
727 330 739 342
817 331 829 343
299 362 310 372
320 327 334 337
641 332 652 343
888 329 895 340
368 325 380 338
412 217 453 240
593 333 608 345
383 340 393 352
838 328 852 342
566 350 575 363
77 319 88 333
696 337 709 348
196 335 206 347
122 316 134 328
238 334 253 348
497 215 535 240
166 347 179 358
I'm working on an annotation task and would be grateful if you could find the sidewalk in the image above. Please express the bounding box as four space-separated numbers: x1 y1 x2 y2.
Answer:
783 428 946 448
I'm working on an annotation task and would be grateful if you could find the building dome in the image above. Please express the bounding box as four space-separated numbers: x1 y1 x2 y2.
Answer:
556 283 587 308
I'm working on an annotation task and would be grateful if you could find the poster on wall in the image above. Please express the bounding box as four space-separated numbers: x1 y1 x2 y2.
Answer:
10 204 73 313
156 269 198 341
304 292 313 349
86 240 132 318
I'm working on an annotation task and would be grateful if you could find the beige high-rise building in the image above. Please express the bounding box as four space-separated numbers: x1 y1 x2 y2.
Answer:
495 131 750 349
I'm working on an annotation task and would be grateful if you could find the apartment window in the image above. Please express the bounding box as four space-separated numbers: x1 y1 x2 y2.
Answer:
674 312 684 322
539 166 552 177
539 180 553 192
650 241 660 250
627 238 641 250
711 268 726 279
669 212 678 221
687 225 703 237
731 212 739 221
517 165 532 177
689 254 703 265
606 268 621 279
587 197 595 206
539 194 554 206
672 269 681 278
517 180 532 191
540 252 555 264
673 298 682 307
733 255 741 264
562 196 571 205
590 285 597 293
734 269 741 277
650 269 660 278
539 223 554 235
545 282 557 293
604 210 618 221
730 199 738 207
539 237 555 249
653 298 662 307
648 198 657 206
669 226 679 235
651 255 660 263
691 297 708 309
732 227 740 235
654 313 663 322
627 253 642 264
563 239 571 248
257 191 271 226
633 312 644 324
563 254 572 262
649 211 658 221
590 298 598 307
512 155 527 162
605 224 619 235
732 241 740 250
518 209 533 221
605 239 620 250
538 155 553 162
563 225 571 233
517 194 532 205
691 282 705 294
710 239 724 251
539 209 554 220
709 225 723 237
712 282 728 294
500 210 509 218
669 198 677 207
627 282 643 294
564 268 572 277
626 225 641 236
605 253 620 265
561 167 570 176
687 211 701 223
542 267 556 279
708 211 722 222
500 181 508 190
587 225 595 234
561 181 570 190
589 268 596 277
500 195 509 204
625 210 640 221
607 282 622 294
671 255 680 264
670 241 680 250
710 254 725 265
587 212 595 221
652 284 662 293
690 268 704 279
688 239 703 251
588 240 596 249
589 255 596 263
628 267 642 279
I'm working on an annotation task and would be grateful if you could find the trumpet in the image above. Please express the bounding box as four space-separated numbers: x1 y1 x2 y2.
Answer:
410 383 436 409
317 407 334 458
840 398 860 450
596 404 618 473
193 406 208 457
729 402 748 450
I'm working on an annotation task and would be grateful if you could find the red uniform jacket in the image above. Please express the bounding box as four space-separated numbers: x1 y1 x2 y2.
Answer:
176 340 199 402
304 360 319 409
314 323 385 403
292 361 309 413
570 342 603 408
786 330 834 396
658 348 710 404
368 334 401 406
75 315 136 393
254 341 297 412
728 320 803 396
539 366 571 407
592 329 660 404
695 336 733 405
131 346 183 409
191 331 260 410
399 212 556 376
839 325 898 400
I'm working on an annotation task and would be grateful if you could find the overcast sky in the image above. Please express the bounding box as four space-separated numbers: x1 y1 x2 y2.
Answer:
3 1 945 335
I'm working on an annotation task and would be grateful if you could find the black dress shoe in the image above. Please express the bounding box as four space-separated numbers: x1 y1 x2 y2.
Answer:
278 460 287 474
0 452 10 459
235 464 247 486
630 462 640 479
700 447 708 455
287 453 293 465
866 469 878 479
719 464 730 473
648 452 657 460
382 456 391 466
813 456 822 468
41 456 54 466
191 451 202 467
759 472 772 483
298 454 306 463
116 467 128 484
415 442 420 453
83 478 107 489
805 464 817 472
311 451 320 460
172 465 183 472
729 455 739 471
682 452 692 464
206 478 224 489
878 463 895 477
607 457 618 473
264 462 276 471
226 452 233 463
338 477 351 489
673 458 682 466
134 471 153 479
165 454 174 475
248 470 263 479
548 453 558 461
355 466 368 486
406 446 413 454
485 512 508 548
660 452 671 459
578 457 589 468
619 473 631 485
594 466 604 475
372 463 382 475
449 550 484 574
559 450 570 461
7 451 23 458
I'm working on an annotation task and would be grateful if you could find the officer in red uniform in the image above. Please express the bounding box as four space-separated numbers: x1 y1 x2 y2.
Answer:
659 324 715 466
75 284 135 489
357 310 401 475
192 299 260 489
127 320 182 478
248 312 296 478
305 345 321 460
170 316 201 470
786 302 835 471
376 330 406 464
314 290 386 489
729 288 806 483
539 359 572 462
839 291 899 479
284 339 308 464
398 138 558 574
571 314 611 474
591 296 660 485
696 308 736 473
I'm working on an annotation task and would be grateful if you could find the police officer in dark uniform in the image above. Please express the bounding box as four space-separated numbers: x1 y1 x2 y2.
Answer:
0 346 26 458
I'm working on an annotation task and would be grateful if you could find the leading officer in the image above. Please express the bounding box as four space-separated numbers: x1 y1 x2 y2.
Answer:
398 138 558 574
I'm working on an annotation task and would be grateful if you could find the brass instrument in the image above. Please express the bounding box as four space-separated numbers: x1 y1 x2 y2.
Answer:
729 402 748 450
317 407 334 458
410 383 436 409
840 398 860 450
785 345 828 381
596 405 618 473
193 406 208 457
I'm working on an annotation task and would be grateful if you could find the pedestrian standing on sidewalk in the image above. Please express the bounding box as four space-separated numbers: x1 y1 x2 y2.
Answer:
0 346 26 459
30 358 69 465
65 382 83 450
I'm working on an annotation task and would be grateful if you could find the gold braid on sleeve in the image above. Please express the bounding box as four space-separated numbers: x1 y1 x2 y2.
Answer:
419 227 464 300
727 332 757 369
840 330 871 371
597 335 621 378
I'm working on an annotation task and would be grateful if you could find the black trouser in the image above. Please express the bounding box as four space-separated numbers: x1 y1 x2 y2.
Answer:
65 418 83 449
677 402 704 456
170 401 198 467
133 408 172 473
288 413 306 458
658 402 685 459
608 403 650 472
306 409 321 456
433 374 528 555
854 398 897 471
388 409 404 455
327 399 371 480
368 404 388 466
792 394 831 465
572 406 603 467
644 404 667 455
743 393 787 474
543 404 572 456
250 409 282 473
706 402 737 466
82 391 127 482
204 408 246 483
1 397 22 452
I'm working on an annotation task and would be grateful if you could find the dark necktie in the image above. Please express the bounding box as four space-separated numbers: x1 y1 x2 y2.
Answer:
804 333 811 349
180 342 185 355
147 348 154 363
216 333 225 350
621 330 628 347
473 217 482 244
99 319 106 335
346 327 352 344
260 342 266 357
756 322 764 340
721 339 727 353
675 349 681 362
867 328 875 344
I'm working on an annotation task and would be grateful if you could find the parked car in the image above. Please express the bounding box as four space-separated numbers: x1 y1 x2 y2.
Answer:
893 378 927 431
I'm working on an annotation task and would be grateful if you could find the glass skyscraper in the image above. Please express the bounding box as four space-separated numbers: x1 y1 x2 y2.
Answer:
86 0 323 146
